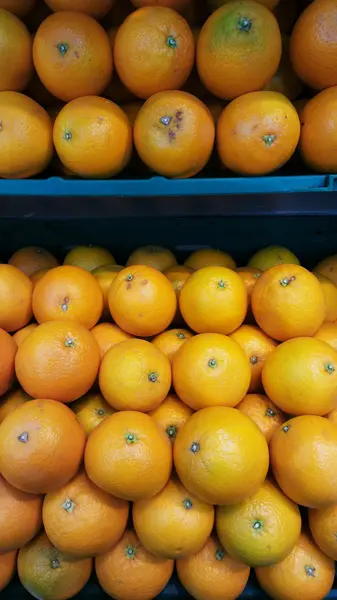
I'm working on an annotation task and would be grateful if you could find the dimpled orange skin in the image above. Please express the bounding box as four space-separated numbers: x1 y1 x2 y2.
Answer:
237 394 286 444
0 9 33 92
44 0 116 18
184 248 236 270
299 88 337 173
134 91 215 178
251 264 326 341
85 411 172 501
0 264 33 332
314 324 337 352
152 328 193 364
315 273 337 323
108 265 177 337
0 389 31 424
0 329 17 396
149 393 194 442
174 407 269 505
0 551 16 592
314 254 337 286
309 504 337 561
127 246 177 272
230 325 277 393
9 246 59 277
270 415 337 509
71 393 115 437
172 333 251 410
0 399 86 494
91 323 132 360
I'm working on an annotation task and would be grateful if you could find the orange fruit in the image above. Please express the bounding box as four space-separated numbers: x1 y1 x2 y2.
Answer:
92 265 124 317
327 408 337 425
32 265 103 329
0 551 16 592
33 11 113 102
0 264 32 332
122 100 144 127
236 266 263 322
230 325 277 393
217 92 300 175
96 529 174 600
314 254 337 286
0 473 42 553
216 480 301 567
152 328 193 364
114 7 195 99
0 9 33 92
248 245 300 271
0 388 31 424
184 248 236 270
174 406 269 505
299 88 337 173
237 394 286 443
133 477 214 559
99 338 171 412
131 0 191 11
176 533 250 600
30 267 51 288
8 246 59 277
64 246 115 272
315 273 337 323
256 531 335 600
164 265 193 324
134 90 215 178
197 2 281 100
172 333 251 410
149 393 193 442
72 393 115 437
0 329 17 395
206 99 227 125
251 264 325 341
44 0 116 18
179 267 247 335
0 0 35 17
91 323 132 359
0 92 53 179
314 323 337 352
126 246 177 272
270 415 337 508
12 323 38 347
85 411 172 501
18 531 92 600
263 35 303 101
0 399 86 494
108 265 177 337
309 504 337 561
210 0 280 8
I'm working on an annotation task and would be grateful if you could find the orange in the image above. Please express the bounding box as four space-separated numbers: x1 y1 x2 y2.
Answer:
206 99 228 125
92 265 124 317
314 324 337 352
54 97 132 178
91 323 132 359
314 254 337 286
0 399 86 494
12 323 38 346
174 406 269 505
210 0 280 9
127 246 177 272
108 265 177 337
99 338 171 412
197 2 281 100
104 27 135 106
32 265 103 329
184 248 236 270
18 532 92 600
0 329 16 395
64 246 115 272
96 529 174 600
299 88 337 173
236 267 262 322
122 101 143 127
0 0 35 17
0 9 33 92
114 7 195 99
263 35 303 101
237 394 286 443
0 92 53 179
256 531 335 600
72 393 115 436
248 245 300 271
0 388 31 424
44 0 116 18
152 328 193 364
133 477 214 559
8 246 59 277
0 264 32 332
33 12 113 102
172 333 251 410
230 325 277 393
134 90 215 178
217 92 300 175
0 551 16 592
327 408 337 425
179 267 247 334
0 473 42 553
131 0 192 11
30 267 51 288
85 411 172 501
176 534 250 600
251 264 325 341
164 265 193 324
315 273 337 323
216 480 301 567
149 393 193 442
309 505 337 561
270 415 337 508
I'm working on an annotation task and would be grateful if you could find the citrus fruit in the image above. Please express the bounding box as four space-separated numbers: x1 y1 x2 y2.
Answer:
12 323 37 347
108 265 177 337
230 325 277 393
236 267 263 320
131 0 191 11
64 246 115 272
71 393 115 436
91 323 132 359
184 248 236 270
174 406 269 505
152 328 193 364
251 264 325 341
315 273 337 323
30 268 51 288
270 415 337 508
149 393 194 442
263 35 303 101
314 323 337 352
92 266 124 317
122 100 144 126
164 265 194 324
314 254 337 286
85 411 172 501
327 408 337 425
134 90 215 178
44 0 116 18
0 551 16 592
237 394 286 443
0 264 33 332
0 399 86 494
8 246 59 277
172 333 251 410
210 0 280 8
0 329 17 395
0 388 30 424
309 504 337 561
127 246 177 272
0 0 35 17
0 8 33 92
248 245 300 271
299 88 337 173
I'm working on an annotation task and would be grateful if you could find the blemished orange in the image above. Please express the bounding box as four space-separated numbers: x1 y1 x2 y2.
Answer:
256 532 335 600
134 91 215 178
85 411 172 501
91 323 132 359
99 339 171 412
0 264 33 332
54 97 132 179
315 273 337 323
230 325 277 393
314 323 337 352
0 399 86 494
72 393 115 437
114 7 195 99
0 0 35 17
18 532 92 600
0 473 42 553
152 328 193 364
197 2 281 100
217 92 300 175
172 333 251 410
149 393 194 442
299 88 337 173
108 265 177 337
0 92 53 179
9 246 59 277
177 534 250 600
131 0 191 11
96 529 174 600
179 267 247 335
262 337 337 416
33 11 113 102
270 415 337 508
309 504 337 561
0 9 33 92
251 264 325 341
184 248 236 270
315 254 337 286
237 394 286 444
127 246 177 272
64 246 115 272
15 321 100 403
43 470 129 559
44 0 116 18
0 551 16 592
174 406 269 505
0 388 31 424
216 480 301 567
133 477 214 559
0 329 16 396
32 265 103 329
248 245 300 271
263 35 303 101
92 266 124 317
12 324 38 347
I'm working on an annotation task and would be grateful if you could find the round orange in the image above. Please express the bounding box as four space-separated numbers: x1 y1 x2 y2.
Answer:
237 394 286 444
91 323 132 359
12 323 38 347
210 0 279 9
184 248 236 270
0 388 31 424
72 393 115 437
248 245 300 271
0 264 32 332
314 254 337 286
314 323 337 352
149 393 194 442
130 0 191 11
236 266 263 322
263 35 303 101
0 0 35 17
44 0 116 18
0 329 17 396
8 246 59 277
327 407 337 425
164 265 193 324
127 246 177 272
315 273 337 323
0 9 33 92
309 504 337 561
230 325 277 393
299 88 337 173
64 246 115 272
92 265 124 317
30 268 51 288
0 551 16 592
152 328 193 364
